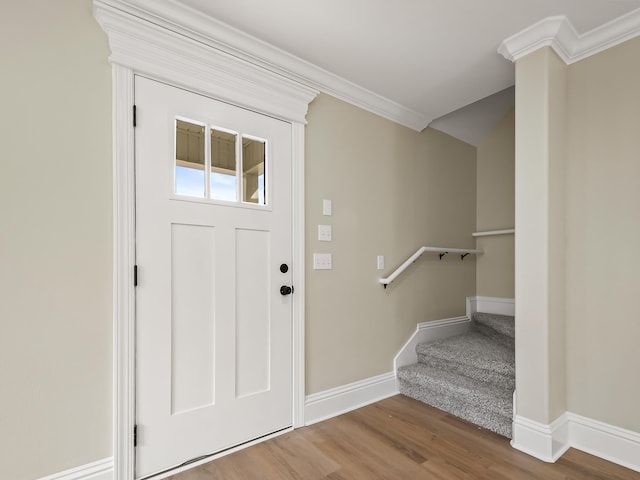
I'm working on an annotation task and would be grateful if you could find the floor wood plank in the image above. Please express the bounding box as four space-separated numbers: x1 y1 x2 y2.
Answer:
166 395 640 479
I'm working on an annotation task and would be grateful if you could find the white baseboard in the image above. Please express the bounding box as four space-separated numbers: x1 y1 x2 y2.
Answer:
304 372 397 426
38 458 113 480
511 414 570 462
466 296 515 318
394 316 471 370
512 413 640 472
568 412 640 473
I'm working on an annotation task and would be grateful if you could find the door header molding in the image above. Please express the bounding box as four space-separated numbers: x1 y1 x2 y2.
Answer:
94 0 318 124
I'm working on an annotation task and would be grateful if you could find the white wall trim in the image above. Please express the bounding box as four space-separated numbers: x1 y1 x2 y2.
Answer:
568 412 640 473
111 65 136 480
512 413 640 472
498 9 640 65
38 458 113 480
304 372 398 426
511 414 570 462
394 316 471 371
466 296 515 318
94 0 428 131
292 121 306 428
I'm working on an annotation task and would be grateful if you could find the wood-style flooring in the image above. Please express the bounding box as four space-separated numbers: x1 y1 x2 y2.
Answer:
167 395 639 479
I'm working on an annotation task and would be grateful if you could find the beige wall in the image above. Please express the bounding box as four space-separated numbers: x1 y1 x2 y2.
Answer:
0 1 113 479
565 37 640 432
475 108 515 298
305 94 477 394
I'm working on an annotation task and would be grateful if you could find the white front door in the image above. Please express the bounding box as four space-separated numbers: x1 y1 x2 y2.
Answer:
134 76 294 479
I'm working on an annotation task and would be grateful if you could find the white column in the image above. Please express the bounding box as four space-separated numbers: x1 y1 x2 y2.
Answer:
512 46 568 459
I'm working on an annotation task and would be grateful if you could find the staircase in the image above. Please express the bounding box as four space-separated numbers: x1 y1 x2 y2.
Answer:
397 312 515 438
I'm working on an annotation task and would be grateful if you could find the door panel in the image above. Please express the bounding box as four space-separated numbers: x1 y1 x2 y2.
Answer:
134 76 293 479
170 223 216 415
235 228 271 398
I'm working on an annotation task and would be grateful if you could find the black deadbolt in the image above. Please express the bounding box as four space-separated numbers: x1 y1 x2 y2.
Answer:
280 263 289 273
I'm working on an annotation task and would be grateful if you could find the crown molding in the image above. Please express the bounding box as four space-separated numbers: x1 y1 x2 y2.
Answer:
499 8 640 65
94 0 318 124
94 0 429 131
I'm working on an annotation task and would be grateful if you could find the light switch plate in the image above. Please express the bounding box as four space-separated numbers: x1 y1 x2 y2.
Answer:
313 253 332 270
318 224 332 241
377 255 385 270
323 199 332 216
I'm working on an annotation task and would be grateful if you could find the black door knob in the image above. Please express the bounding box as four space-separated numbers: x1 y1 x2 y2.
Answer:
280 285 293 296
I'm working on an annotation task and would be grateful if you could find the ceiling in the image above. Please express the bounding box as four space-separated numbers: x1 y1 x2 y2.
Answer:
173 0 640 142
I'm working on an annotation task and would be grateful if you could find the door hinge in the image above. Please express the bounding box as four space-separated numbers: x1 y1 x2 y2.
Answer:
133 105 137 127
134 265 138 287
134 424 138 447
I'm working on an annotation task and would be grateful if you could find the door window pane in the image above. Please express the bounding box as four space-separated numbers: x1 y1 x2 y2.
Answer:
242 136 266 205
175 120 205 197
210 129 237 201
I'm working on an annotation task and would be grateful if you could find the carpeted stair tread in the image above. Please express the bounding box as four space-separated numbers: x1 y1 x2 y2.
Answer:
397 363 512 418
397 311 516 438
416 331 514 388
398 378 512 438
472 312 515 338
397 363 513 437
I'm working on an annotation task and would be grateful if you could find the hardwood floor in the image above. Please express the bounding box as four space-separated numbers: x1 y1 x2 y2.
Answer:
167 395 639 479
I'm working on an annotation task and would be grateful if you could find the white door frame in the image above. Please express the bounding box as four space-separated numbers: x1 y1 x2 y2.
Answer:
94 2 318 479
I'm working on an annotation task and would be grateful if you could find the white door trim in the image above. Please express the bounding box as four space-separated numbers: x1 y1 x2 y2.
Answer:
94 3 318 479
112 64 136 480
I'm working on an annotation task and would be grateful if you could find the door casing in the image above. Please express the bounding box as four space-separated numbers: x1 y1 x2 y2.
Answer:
94 3 318 479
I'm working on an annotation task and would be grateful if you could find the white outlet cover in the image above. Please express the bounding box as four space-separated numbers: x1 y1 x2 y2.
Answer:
318 224 332 241
313 253 332 270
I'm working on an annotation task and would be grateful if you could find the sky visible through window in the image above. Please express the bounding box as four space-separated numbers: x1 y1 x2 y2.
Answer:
175 166 205 197
211 172 236 201
176 166 264 204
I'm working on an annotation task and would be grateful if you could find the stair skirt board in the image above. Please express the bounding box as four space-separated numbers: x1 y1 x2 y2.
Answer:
304 372 398 426
394 316 472 371
37 458 113 480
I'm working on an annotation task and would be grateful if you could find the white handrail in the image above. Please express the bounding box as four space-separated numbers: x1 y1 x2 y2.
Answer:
379 246 482 288
472 228 515 237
